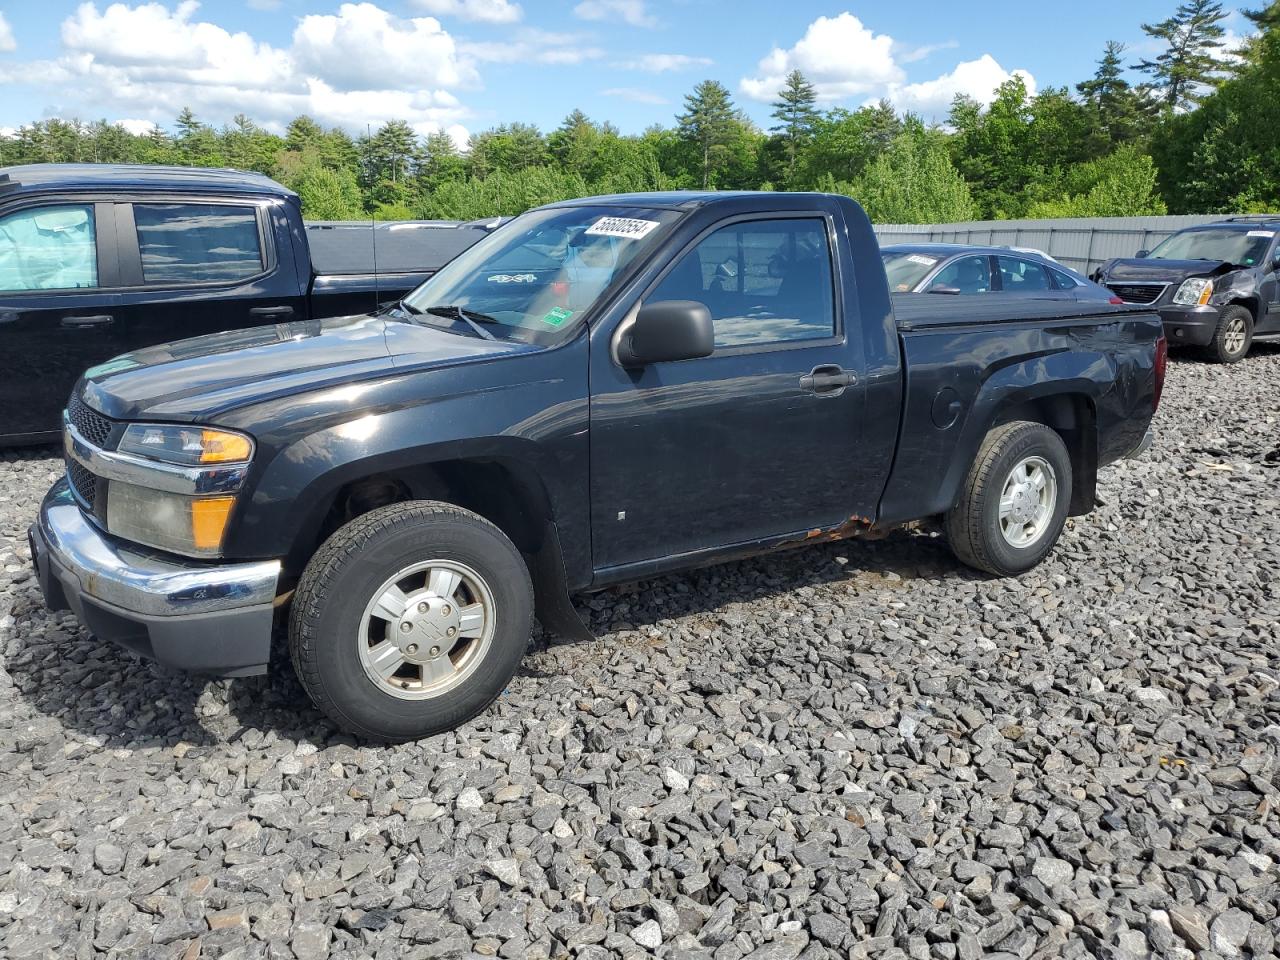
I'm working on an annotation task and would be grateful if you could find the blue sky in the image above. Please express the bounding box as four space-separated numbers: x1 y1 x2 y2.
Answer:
0 1 1252 143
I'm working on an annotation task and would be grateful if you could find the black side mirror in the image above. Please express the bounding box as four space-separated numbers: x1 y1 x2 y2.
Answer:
927 285 962 295
1271 254 1280 272
615 300 714 367
1136 250 1150 259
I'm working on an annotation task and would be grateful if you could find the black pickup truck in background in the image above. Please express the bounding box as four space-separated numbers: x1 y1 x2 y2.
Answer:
32 190 1165 741
0 164 490 444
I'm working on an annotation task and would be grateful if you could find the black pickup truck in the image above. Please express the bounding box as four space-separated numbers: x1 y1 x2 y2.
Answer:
30 191 1165 741
0 163 488 443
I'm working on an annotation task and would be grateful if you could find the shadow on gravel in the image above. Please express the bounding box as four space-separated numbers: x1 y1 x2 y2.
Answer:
7 482 962 747
554 525 963 650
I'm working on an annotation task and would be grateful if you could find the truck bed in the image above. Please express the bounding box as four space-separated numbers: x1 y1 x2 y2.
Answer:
306 221 490 277
892 294 1150 330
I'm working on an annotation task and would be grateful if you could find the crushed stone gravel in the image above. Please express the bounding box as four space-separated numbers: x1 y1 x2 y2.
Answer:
1 348 1278 959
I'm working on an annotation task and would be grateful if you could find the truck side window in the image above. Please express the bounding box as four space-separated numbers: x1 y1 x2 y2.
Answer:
133 203 263 284
650 218 836 349
0 205 98 292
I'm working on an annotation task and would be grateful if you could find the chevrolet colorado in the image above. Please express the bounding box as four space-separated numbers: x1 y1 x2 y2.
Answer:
30 191 1165 741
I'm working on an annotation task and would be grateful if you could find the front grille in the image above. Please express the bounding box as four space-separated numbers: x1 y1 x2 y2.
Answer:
67 394 114 448
67 459 98 510
1107 283 1166 305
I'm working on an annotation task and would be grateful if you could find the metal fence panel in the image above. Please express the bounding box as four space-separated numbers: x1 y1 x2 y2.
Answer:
873 215 1243 275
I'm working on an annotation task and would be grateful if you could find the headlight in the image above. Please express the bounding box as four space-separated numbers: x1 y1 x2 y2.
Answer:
1173 278 1214 306
106 483 235 557
118 424 253 466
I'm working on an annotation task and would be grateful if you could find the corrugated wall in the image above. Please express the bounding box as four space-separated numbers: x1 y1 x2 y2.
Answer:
873 215 1249 275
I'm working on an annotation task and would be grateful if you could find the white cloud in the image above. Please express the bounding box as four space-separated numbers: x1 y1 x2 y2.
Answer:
117 117 158 135
740 13 902 103
2 2 476 138
740 13 1034 125
411 0 522 23
460 28 603 65
0 12 15 53
602 87 668 105
292 3 475 91
622 53 712 73
888 54 1035 119
573 0 655 28
895 40 958 65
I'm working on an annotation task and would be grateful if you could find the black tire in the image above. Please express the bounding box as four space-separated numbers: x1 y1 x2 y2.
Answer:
289 501 533 742
1202 304 1253 364
945 421 1073 577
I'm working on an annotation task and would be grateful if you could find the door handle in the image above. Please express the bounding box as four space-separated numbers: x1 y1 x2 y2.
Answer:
800 364 856 396
60 314 114 329
249 305 295 318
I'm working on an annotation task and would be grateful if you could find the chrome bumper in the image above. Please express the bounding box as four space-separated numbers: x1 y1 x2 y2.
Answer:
30 479 281 676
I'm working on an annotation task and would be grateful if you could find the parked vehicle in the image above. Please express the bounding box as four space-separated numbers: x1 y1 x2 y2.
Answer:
882 243 1122 303
1094 216 1280 363
31 191 1165 741
0 163 489 443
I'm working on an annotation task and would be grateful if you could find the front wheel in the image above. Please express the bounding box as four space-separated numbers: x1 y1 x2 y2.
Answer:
945 421 1073 577
1203 305 1253 364
289 501 534 742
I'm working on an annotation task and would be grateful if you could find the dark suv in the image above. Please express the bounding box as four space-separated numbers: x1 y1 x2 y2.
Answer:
1094 217 1280 363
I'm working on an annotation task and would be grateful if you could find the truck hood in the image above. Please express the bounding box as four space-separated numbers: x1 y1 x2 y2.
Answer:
80 312 536 422
1099 258 1233 283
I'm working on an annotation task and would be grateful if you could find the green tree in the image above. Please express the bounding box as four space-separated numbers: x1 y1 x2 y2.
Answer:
848 120 977 224
1136 0 1229 110
467 123 549 178
1077 42 1159 146
1026 145 1167 217
770 69 819 185
1150 4 1280 212
292 163 365 219
677 80 739 188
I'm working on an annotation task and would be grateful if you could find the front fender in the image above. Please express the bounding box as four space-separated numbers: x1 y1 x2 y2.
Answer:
219 339 591 577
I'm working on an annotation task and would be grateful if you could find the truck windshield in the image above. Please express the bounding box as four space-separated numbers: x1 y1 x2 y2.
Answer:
881 250 941 292
402 205 683 341
1148 228 1274 266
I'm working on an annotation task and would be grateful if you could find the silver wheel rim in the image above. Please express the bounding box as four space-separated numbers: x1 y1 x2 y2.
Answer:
357 559 495 700
998 456 1058 549
1224 316 1247 355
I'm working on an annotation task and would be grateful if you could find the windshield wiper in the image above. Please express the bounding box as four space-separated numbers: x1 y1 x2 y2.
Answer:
424 304 498 341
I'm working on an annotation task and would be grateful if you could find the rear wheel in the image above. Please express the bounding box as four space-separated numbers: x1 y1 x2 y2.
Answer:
289 501 534 742
1203 305 1253 364
946 421 1073 577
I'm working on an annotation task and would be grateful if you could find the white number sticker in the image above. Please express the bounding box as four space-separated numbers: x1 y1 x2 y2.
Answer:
584 217 661 240
906 254 938 266
1248 230 1276 238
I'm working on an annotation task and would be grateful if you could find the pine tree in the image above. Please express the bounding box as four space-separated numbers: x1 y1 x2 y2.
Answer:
770 69 819 184
1136 0 1228 110
1077 41 1158 144
677 80 737 189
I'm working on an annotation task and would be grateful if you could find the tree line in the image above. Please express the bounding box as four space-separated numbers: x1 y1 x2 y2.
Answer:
2 0 1276 225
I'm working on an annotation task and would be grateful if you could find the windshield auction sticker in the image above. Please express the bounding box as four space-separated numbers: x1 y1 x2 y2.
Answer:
542 306 574 327
1248 231 1276 238
906 254 938 266
585 217 661 240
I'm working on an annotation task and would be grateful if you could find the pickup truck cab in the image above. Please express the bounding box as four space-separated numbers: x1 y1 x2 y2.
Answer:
0 163 486 443
30 191 1165 741
1095 216 1280 363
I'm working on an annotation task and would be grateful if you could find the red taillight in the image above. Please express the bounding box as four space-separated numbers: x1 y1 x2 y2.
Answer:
1109 296 1125 305
1153 334 1168 412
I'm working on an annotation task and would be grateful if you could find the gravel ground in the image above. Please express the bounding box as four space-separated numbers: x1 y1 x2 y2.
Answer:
1 348 1279 960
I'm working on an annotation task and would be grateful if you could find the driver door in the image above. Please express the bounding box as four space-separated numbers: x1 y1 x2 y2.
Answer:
587 211 878 573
